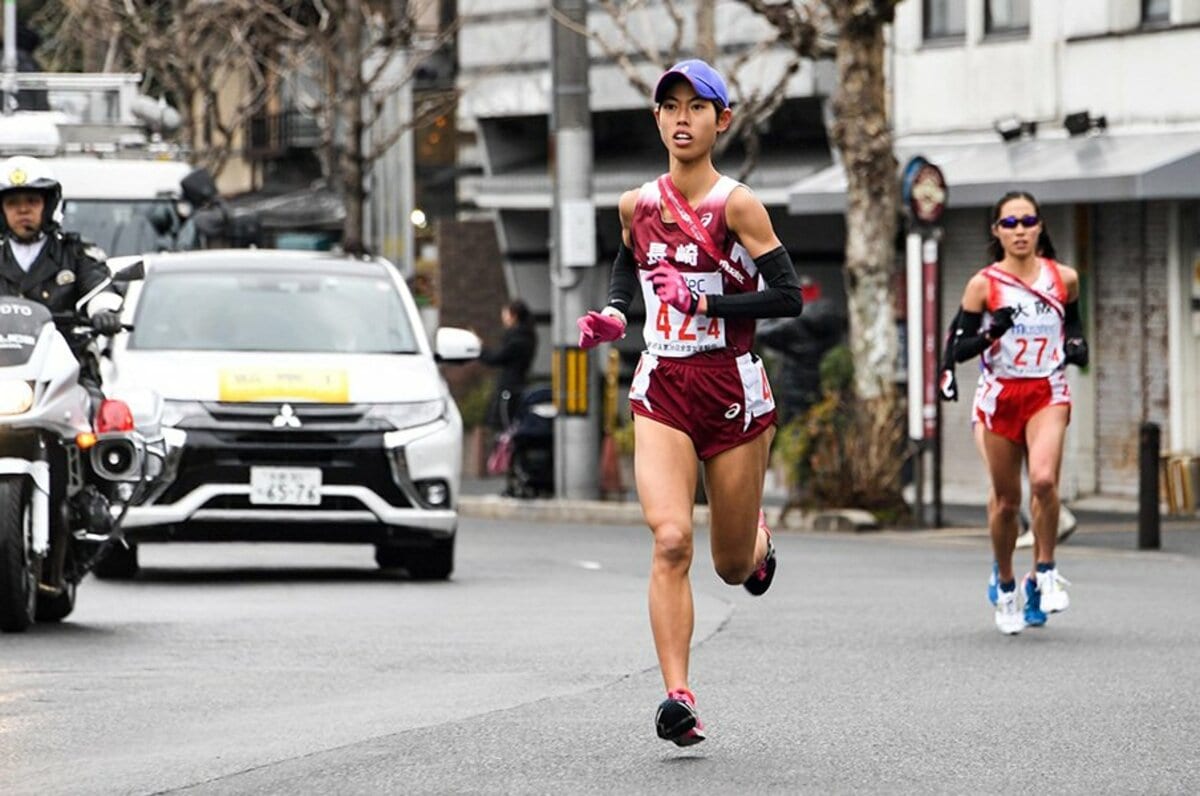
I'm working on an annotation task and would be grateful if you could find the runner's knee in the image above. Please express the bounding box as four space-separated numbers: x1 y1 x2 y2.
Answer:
712 554 752 585
652 522 693 568
991 492 1021 521
1028 472 1058 504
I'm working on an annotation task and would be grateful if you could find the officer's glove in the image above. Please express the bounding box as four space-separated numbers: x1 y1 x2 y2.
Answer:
90 310 124 335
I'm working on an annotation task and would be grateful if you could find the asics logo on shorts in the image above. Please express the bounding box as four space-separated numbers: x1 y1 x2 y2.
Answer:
724 403 741 420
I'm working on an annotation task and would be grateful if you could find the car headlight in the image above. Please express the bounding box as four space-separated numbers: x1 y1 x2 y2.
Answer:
366 400 445 430
0 381 34 415
160 399 208 427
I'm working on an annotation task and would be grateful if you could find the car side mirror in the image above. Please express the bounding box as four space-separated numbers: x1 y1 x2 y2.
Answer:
434 327 481 363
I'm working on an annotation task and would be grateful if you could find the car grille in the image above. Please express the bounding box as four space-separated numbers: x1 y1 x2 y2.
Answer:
158 402 413 509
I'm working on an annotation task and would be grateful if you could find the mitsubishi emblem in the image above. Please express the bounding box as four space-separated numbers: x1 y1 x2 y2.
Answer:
271 403 302 429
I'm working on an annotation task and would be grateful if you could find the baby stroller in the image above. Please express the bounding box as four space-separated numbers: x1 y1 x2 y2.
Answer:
501 385 556 498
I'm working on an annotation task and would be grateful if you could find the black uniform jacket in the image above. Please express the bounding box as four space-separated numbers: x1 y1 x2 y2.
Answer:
0 231 115 314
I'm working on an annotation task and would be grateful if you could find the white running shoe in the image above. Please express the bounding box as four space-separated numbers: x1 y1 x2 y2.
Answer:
994 589 1025 635
1036 568 1071 613
1016 505 1078 549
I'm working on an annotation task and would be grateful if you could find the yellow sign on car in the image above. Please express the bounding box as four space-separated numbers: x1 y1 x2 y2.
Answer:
218 369 350 403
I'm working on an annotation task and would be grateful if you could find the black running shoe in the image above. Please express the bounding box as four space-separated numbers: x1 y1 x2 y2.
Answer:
743 510 776 596
655 688 706 747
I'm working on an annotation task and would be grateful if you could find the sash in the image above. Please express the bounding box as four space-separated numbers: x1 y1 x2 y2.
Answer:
982 261 1064 317
656 175 752 286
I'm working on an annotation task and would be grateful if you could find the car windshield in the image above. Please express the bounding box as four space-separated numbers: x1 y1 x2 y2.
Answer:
61 199 198 256
129 267 420 354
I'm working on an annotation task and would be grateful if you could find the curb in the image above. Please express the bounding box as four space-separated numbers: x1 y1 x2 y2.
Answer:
459 496 881 531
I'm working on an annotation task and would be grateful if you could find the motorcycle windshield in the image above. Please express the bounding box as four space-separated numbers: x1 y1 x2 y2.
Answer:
0 299 51 367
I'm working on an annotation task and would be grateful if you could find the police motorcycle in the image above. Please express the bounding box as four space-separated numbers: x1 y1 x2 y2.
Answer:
0 261 166 632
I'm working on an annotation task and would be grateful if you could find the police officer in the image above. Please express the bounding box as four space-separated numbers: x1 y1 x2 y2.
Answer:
0 155 123 393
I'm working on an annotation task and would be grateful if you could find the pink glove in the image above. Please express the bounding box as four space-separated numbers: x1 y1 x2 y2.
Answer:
576 310 626 349
648 263 699 315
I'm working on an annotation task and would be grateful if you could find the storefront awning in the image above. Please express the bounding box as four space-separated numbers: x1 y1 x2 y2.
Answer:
788 131 1200 215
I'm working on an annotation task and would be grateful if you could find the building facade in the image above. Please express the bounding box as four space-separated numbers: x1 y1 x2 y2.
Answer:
457 0 1200 501
788 0 1200 500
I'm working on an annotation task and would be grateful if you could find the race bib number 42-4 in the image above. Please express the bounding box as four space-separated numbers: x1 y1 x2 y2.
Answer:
642 270 725 357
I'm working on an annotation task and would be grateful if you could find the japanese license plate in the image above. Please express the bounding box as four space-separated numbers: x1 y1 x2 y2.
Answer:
249 467 322 506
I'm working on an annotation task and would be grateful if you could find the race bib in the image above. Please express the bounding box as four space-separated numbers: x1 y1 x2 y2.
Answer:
640 270 726 357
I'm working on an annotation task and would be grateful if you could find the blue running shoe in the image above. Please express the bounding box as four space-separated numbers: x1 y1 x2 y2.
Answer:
1023 575 1047 627
987 561 999 606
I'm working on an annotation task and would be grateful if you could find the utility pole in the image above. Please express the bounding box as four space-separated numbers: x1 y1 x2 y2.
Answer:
550 0 600 499
2 0 17 114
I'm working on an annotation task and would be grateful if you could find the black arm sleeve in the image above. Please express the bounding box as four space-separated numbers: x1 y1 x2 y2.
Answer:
1063 299 1089 367
940 308 962 371
606 242 639 313
952 310 992 363
705 246 804 319
1064 300 1084 339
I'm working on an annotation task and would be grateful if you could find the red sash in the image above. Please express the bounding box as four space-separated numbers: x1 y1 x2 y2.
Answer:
656 175 752 287
982 260 1064 317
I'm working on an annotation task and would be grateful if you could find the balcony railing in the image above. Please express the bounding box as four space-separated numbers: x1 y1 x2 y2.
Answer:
245 110 322 158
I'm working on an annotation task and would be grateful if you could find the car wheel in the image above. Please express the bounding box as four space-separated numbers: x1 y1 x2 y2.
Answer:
374 537 454 581
93 543 139 580
374 544 406 569
405 537 454 581
35 579 76 622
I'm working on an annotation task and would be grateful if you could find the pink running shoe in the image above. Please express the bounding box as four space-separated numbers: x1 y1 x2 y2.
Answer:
655 688 706 746
743 509 777 596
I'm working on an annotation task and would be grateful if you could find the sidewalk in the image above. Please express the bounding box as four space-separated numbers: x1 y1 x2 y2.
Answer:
458 475 1200 557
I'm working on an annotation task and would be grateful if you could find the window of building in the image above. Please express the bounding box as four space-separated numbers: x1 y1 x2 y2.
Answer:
1143 0 1171 24
985 0 1030 35
923 0 966 41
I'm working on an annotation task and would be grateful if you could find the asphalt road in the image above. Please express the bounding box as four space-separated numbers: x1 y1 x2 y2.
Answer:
1 518 1197 795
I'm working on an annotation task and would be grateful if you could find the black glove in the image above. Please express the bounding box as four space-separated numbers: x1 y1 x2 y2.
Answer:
938 369 958 402
1064 337 1089 367
985 306 1015 341
91 310 123 335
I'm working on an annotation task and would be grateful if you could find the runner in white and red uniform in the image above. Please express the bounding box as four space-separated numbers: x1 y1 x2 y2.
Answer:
972 257 1072 444
575 59 804 748
950 191 1089 637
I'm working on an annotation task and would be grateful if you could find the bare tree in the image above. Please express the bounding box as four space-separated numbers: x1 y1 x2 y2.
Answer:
265 0 459 254
36 0 300 178
741 0 902 404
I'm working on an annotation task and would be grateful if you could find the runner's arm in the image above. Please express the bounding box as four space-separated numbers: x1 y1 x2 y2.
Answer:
603 190 641 316
702 186 802 319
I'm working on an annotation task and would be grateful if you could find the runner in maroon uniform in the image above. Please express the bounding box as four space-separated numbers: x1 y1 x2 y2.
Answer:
948 191 1088 635
576 59 803 746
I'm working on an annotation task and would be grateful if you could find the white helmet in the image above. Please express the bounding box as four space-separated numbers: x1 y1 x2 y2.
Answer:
0 155 63 234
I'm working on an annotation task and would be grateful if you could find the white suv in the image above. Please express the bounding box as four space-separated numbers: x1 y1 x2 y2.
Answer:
99 249 480 580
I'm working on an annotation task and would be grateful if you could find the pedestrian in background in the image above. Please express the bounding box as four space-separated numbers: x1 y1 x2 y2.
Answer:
947 190 1088 635
479 299 537 432
757 278 845 424
576 59 803 747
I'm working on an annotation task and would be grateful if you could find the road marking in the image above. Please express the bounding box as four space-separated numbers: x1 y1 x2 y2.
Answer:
576 560 602 570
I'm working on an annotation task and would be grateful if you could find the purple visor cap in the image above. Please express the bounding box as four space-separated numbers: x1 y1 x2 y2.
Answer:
653 59 729 108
